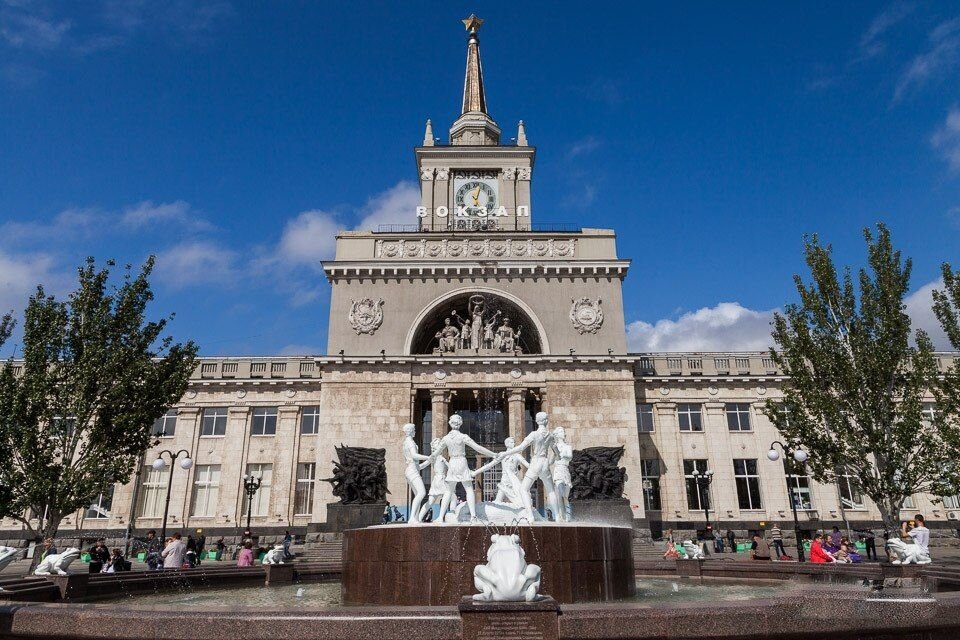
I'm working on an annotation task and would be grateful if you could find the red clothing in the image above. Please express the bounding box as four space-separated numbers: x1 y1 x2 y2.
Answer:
809 540 832 563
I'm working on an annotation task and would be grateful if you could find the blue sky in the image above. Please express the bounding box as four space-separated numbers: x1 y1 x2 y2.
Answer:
0 1 958 356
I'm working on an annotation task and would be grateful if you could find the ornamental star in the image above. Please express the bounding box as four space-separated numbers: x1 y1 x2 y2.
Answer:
462 14 483 33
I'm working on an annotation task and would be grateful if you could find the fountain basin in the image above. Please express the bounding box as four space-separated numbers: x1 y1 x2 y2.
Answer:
342 523 634 605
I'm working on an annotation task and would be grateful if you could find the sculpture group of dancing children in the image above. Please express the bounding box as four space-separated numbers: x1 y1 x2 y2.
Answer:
401 411 573 524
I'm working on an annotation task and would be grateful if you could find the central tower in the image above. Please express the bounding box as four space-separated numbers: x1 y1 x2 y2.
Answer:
416 14 535 232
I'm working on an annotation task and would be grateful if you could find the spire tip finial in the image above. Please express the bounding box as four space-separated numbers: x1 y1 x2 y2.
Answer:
462 14 483 34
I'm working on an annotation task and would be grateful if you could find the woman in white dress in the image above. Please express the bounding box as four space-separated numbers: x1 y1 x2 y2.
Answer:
428 414 498 521
551 427 573 522
418 439 451 523
494 437 529 507
402 423 430 523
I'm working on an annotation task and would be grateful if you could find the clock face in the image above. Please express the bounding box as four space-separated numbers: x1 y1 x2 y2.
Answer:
454 179 498 215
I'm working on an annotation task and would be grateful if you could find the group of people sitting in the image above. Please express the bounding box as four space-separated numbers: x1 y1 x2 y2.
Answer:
809 528 864 563
85 537 131 573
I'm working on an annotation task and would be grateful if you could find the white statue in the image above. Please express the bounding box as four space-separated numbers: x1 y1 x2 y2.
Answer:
402 423 430 523
681 541 705 560
886 538 932 565
34 547 80 576
500 412 561 522
0 546 20 575
493 437 529 507
418 438 453 522
263 544 286 565
428 414 498 521
551 427 573 522
473 534 542 602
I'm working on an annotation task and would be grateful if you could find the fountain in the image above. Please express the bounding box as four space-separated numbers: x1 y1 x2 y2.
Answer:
341 411 635 605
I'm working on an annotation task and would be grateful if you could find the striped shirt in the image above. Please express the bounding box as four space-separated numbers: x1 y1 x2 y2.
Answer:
770 527 783 541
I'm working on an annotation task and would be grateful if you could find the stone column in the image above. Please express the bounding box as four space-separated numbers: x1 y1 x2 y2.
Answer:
507 388 526 442
431 389 450 437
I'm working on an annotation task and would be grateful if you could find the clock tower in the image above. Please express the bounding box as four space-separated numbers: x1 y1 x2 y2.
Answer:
416 14 535 232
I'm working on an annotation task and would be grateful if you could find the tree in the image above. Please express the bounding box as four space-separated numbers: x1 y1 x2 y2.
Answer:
765 224 960 532
933 262 960 423
0 257 198 540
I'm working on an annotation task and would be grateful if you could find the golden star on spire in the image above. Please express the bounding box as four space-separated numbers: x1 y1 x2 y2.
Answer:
462 14 483 34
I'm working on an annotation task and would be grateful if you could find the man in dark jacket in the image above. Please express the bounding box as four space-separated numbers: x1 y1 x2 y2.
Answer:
88 538 111 573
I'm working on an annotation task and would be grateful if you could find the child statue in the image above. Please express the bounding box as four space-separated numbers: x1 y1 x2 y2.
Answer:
427 414 499 521
418 438 452 523
401 423 430 523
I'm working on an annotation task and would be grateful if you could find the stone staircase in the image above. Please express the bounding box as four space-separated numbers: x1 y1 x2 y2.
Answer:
296 540 342 564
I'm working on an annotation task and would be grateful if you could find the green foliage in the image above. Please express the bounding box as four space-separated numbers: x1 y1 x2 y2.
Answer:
933 262 960 437
0 257 198 538
764 224 960 530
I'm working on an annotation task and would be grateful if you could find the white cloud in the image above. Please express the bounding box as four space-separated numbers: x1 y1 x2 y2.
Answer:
0 9 70 50
120 200 211 231
0 207 104 244
627 302 778 352
858 3 915 61
275 209 343 265
154 240 239 290
0 249 62 316
931 106 960 172
905 278 952 349
566 136 601 160
354 181 420 231
894 16 960 102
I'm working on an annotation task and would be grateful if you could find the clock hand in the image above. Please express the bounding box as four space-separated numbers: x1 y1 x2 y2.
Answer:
472 185 481 206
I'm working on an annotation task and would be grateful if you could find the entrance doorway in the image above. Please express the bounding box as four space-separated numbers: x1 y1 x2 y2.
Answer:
450 389 507 502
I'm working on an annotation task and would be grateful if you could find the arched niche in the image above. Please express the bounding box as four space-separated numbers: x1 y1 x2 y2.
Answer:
405 288 548 355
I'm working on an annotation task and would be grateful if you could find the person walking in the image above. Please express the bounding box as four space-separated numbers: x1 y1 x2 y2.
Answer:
282 531 294 560
161 533 187 570
237 540 255 567
854 528 878 561
770 524 786 559
727 529 736 554
143 530 162 570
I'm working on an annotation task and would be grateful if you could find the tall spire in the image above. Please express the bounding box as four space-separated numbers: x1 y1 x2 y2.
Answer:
449 15 500 145
461 14 487 115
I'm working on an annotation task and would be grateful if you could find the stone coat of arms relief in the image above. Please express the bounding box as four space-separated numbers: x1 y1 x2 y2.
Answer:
569 297 603 334
349 298 385 335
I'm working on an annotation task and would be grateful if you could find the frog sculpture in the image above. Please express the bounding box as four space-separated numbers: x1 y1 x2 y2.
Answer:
473 534 541 602
263 544 286 565
0 546 20 577
681 540 705 560
34 547 80 576
886 538 931 565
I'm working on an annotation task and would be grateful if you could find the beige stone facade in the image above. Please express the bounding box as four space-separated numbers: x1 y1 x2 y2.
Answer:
2 17 960 546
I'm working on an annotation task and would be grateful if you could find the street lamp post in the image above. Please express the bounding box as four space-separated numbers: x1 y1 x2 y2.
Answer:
151 449 194 542
242 474 263 536
767 441 810 562
690 468 714 539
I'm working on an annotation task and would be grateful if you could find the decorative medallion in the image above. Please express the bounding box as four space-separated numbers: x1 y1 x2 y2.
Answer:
236 389 247 399
349 298 384 335
186 389 197 399
659 387 670 396
434 369 447 380
569 297 604 334
708 386 719 396
285 389 297 398
509 368 522 379
757 385 767 396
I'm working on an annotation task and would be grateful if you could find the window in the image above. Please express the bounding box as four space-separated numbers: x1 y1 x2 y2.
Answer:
734 459 763 510
637 404 654 433
295 463 316 515
683 459 710 510
922 403 938 425
190 464 221 517
943 494 960 509
784 460 813 510
725 403 752 431
293 462 317 516
52 416 76 437
677 404 703 432
201 408 228 437
85 486 114 519
138 466 169 518
242 463 272 517
640 459 661 511
151 409 178 437
251 407 278 436
902 495 915 510
300 406 321 435
838 468 864 509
